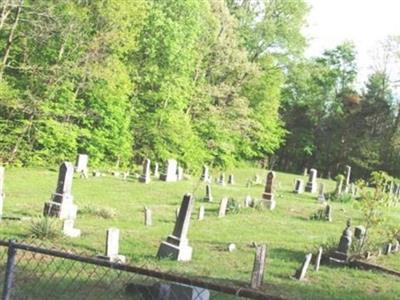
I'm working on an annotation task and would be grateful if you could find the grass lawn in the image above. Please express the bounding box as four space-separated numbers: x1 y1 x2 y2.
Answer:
1 166 400 299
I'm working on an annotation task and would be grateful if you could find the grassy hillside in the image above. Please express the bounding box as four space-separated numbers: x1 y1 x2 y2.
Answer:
1 167 400 299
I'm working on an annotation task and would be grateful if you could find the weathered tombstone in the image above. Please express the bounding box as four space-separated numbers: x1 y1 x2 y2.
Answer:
324 204 332 222
218 173 225 186
392 240 400 252
62 219 81 238
303 168 308 176
261 171 276 210
0 166 4 218
327 171 332 180
293 178 304 194
160 159 178 182
43 162 77 220
198 205 205 220
152 162 159 178
305 168 317 193
157 193 194 261
350 183 356 197
227 243 236 252
344 165 351 192
97 228 126 263
294 253 312 280
317 183 326 202
384 243 392 255
250 244 267 289
218 197 228 217
354 225 366 242
331 219 352 261
75 154 89 174
144 207 152 226
139 159 151 184
315 247 323 271
200 165 210 182
204 184 213 202
244 195 252 208
227 174 235 185
177 166 184 181
335 176 344 196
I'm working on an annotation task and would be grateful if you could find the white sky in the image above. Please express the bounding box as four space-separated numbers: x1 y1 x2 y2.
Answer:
304 0 400 88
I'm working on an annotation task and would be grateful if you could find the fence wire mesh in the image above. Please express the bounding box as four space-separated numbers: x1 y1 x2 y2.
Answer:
0 240 270 300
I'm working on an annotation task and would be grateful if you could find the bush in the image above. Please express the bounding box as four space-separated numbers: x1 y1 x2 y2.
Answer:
28 216 61 240
227 198 241 214
79 205 117 219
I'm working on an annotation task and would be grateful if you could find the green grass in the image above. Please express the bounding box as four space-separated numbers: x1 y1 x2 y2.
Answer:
1 167 400 299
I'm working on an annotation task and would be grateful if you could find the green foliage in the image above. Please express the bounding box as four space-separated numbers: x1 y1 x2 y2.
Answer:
79 205 117 219
28 216 61 240
332 193 353 203
226 197 241 214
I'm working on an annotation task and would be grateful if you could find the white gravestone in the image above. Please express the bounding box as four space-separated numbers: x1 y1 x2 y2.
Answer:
160 159 178 182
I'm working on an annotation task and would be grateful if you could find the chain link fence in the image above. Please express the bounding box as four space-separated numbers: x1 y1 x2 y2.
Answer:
0 240 283 300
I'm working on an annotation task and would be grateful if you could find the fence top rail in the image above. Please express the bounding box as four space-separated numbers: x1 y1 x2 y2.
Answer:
0 239 286 300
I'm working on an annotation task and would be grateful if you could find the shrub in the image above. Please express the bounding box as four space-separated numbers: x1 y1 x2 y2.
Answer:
28 216 61 240
227 198 240 214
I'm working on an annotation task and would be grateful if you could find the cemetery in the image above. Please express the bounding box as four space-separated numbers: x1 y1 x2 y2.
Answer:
0 162 399 299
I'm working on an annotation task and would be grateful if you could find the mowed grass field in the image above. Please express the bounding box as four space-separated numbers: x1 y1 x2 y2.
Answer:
1 166 400 299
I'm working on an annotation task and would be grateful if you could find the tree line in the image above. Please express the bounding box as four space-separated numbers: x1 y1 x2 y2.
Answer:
0 0 399 178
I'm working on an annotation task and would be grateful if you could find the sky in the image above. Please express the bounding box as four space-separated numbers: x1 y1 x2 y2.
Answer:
303 0 400 88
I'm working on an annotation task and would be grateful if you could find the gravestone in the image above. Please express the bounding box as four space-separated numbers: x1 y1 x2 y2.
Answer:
218 197 228 217
160 159 178 182
317 183 326 202
244 195 252 208
75 154 89 174
227 243 236 252
344 165 351 192
294 253 312 280
63 219 81 237
305 169 317 193
315 247 323 271
97 228 126 263
177 166 184 181
384 243 392 255
200 165 210 182
335 176 344 196
43 162 77 220
227 174 235 185
303 168 308 176
198 205 205 220
261 171 276 210
157 193 194 261
325 204 332 222
354 225 366 241
253 175 261 184
204 184 213 202
139 159 151 184
218 173 225 186
392 240 399 252
144 207 152 226
331 220 352 261
153 163 160 178
250 244 267 289
0 166 4 218
293 179 304 194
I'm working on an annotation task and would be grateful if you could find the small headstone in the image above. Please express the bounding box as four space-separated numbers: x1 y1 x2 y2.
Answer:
250 244 267 289
157 193 194 261
315 247 323 271
392 240 399 252
335 176 344 196
139 159 151 184
144 207 152 226
305 168 317 193
331 219 352 261
198 205 205 220
244 195 252 208
62 219 81 237
43 162 77 220
293 178 304 194
218 173 225 186
303 168 308 176
75 154 89 174
153 162 159 178
218 197 228 217
354 225 366 240
160 159 178 182
261 171 276 210
324 204 332 222
384 243 392 255
317 183 325 202
227 174 235 185
200 165 210 182
227 243 236 252
97 228 126 263
294 253 312 280
177 166 184 181
204 184 213 202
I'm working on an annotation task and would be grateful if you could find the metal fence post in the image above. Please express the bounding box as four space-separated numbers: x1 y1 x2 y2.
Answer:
2 240 17 300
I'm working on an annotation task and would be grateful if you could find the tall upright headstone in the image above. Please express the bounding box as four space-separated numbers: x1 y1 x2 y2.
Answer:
200 165 210 183
250 244 267 289
97 228 126 263
331 219 352 261
204 184 213 202
305 168 317 193
344 165 351 193
153 163 159 178
139 159 151 184
160 159 178 182
261 171 276 210
0 166 4 218
157 193 194 261
75 154 89 174
293 179 304 194
218 197 228 217
43 162 77 219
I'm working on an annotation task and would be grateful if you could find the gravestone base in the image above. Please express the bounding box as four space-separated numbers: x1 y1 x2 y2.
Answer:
139 176 150 184
305 184 317 193
96 254 126 263
261 193 276 210
43 200 77 220
159 174 178 182
63 227 81 238
157 236 192 261
329 251 349 262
